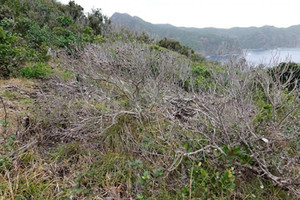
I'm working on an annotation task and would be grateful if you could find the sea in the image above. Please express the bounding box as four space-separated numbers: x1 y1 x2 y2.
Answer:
207 48 300 66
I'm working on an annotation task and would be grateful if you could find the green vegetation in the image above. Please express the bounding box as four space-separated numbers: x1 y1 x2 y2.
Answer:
20 62 51 79
0 0 110 77
0 26 27 77
157 37 205 62
0 0 299 199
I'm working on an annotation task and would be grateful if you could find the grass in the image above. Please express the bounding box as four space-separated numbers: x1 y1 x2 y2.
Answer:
0 78 36 135
52 66 75 82
0 136 294 199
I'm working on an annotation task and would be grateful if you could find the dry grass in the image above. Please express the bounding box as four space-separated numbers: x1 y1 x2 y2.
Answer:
0 78 37 135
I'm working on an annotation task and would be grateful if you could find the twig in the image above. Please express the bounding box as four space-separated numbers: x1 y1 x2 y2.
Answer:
0 96 8 134
182 145 211 156
9 140 38 158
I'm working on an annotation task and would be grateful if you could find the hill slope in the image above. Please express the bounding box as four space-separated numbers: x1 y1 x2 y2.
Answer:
111 12 300 55
0 1 299 199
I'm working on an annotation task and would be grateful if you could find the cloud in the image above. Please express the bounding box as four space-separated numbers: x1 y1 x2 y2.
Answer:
58 0 300 28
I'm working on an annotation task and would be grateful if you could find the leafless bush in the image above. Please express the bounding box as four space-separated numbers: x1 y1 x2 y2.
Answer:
25 41 299 197
166 57 300 196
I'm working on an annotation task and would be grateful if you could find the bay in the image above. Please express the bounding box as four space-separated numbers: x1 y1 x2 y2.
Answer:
245 48 300 65
207 48 300 66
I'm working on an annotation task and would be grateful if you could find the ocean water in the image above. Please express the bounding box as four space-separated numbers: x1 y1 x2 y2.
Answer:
244 48 300 65
207 48 300 66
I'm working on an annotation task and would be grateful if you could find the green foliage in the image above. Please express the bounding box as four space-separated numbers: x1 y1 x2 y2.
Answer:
88 8 110 36
254 101 273 124
157 37 206 63
0 155 12 173
0 119 8 132
81 26 106 43
57 15 74 27
80 153 136 195
0 26 27 77
61 69 74 81
20 62 51 79
26 24 52 48
93 35 106 44
220 144 253 166
237 178 292 200
190 64 215 92
182 163 235 199
0 5 12 21
149 44 167 52
192 65 211 78
53 27 78 48
15 17 35 35
137 170 152 197
190 52 206 62
0 0 111 77
2 90 16 99
181 145 252 198
53 142 86 161
0 135 16 172
81 26 94 42
65 0 85 22
158 37 192 57
0 17 15 30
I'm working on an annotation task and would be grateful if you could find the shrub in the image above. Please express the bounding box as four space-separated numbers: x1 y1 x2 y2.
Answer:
88 8 110 35
0 26 26 77
158 37 192 57
53 27 78 48
190 52 205 62
26 24 52 48
191 65 214 92
57 16 74 27
15 17 35 36
20 62 51 79
157 37 205 62
82 27 106 44
81 26 92 42
93 35 106 44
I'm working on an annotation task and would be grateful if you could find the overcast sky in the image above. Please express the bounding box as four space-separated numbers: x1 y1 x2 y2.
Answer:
58 0 299 28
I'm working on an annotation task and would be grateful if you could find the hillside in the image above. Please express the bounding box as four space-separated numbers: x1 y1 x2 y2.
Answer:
111 12 300 55
0 0 299 199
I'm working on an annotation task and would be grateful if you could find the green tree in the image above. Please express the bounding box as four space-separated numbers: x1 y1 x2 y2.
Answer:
88 8 110 35
65 1 85 22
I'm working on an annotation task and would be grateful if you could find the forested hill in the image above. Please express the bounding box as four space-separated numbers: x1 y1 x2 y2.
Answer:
111 12 300 55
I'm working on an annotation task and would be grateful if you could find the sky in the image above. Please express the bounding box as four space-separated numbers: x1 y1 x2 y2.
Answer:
58 0 300 28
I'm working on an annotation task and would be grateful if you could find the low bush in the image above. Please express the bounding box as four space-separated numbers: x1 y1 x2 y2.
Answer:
20 62 51 79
